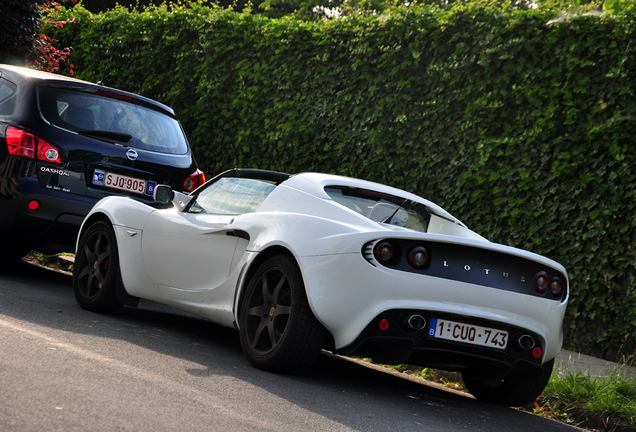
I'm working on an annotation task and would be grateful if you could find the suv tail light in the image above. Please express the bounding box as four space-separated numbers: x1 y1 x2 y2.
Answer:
183 169 206 192
6 127 62 164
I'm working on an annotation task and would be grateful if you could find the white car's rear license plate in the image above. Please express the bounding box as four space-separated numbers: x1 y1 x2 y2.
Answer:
428 318 508 350
92 169 157 197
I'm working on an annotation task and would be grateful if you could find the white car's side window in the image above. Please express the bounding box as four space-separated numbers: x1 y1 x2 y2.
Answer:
189 177 276 215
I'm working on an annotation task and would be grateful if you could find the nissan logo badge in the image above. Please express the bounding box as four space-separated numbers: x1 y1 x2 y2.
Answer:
126 148 138 161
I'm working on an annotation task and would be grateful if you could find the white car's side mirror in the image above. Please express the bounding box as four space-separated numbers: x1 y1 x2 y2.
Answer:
154 184 173 204
153 184 192 211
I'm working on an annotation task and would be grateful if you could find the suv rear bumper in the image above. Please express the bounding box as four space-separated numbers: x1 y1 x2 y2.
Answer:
0 178 96 253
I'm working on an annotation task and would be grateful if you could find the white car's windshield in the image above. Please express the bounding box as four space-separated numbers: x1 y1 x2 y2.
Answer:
188 177 276 215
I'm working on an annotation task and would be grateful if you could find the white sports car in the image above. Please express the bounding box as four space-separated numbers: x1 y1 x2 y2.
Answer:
73 168 568 406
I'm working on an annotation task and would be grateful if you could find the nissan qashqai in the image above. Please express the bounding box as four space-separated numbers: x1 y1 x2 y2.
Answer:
0 64 204 257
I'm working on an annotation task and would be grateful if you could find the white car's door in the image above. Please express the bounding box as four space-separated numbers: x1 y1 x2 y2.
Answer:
140 176 277 298
141 210 238 292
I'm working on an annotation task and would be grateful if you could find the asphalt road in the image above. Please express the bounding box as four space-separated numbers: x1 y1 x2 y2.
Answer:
0 258 583 432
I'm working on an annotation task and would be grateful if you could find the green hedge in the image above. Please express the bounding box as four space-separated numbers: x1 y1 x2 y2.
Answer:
46 2 636 361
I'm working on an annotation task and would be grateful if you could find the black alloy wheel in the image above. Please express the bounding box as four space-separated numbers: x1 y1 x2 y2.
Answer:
239 254 325 373
72 220 123 313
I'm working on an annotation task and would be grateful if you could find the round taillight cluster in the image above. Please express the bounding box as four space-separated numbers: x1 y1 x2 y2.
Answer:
407 246 430 270
373 241 395 265
373 240 430 270
550 277 564 296
533 271 565 297
533 271 549 294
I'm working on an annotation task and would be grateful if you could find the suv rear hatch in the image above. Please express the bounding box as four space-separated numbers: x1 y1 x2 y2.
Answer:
36 83 200 203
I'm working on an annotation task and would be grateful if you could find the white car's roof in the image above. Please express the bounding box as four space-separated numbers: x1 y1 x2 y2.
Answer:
281 172 462 225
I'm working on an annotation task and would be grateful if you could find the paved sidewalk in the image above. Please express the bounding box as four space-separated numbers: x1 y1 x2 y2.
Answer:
556 349 636 379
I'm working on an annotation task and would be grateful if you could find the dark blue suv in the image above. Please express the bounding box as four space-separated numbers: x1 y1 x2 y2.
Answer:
0 64 205 257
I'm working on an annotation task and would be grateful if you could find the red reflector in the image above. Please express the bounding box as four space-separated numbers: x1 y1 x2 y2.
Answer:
378 318 390 331
532 347 542 359
28 200 39 211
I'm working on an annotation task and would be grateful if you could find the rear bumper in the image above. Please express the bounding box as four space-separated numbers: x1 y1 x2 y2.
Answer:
0 178 96 253
300 252 566 362
336 309 545 373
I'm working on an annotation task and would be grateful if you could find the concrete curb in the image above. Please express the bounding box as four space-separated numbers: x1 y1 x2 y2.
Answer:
556 349 636 379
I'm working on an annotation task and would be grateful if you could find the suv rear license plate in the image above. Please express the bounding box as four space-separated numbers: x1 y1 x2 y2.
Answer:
428 318 508 350
93 169 157 197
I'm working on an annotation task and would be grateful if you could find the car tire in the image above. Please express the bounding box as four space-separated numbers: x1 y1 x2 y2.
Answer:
461 359 554 407
239 254 326 373
72 220 123 313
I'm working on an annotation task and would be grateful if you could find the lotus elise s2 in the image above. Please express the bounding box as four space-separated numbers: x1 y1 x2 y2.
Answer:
73 168 568 406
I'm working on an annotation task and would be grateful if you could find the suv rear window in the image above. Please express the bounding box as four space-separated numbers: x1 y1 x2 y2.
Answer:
38 86 189 155
325 186 431 233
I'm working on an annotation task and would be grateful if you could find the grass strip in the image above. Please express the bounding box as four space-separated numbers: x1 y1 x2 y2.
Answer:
534 369 636 431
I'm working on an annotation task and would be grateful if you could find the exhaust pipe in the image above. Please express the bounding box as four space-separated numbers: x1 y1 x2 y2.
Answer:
404 314 426 331
515 335 536 351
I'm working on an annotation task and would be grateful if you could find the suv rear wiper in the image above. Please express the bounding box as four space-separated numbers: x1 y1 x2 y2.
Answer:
78 130 132 143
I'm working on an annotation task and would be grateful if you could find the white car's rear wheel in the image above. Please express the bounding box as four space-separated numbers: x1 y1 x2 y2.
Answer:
462 359 554 407
73 220 123 313
239 254 325 373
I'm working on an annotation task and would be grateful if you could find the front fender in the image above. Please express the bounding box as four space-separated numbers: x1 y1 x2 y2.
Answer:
75 196 159 299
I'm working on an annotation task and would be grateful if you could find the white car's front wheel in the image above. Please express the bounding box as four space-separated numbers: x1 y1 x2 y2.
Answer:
73 220 123 313
239 254 325 373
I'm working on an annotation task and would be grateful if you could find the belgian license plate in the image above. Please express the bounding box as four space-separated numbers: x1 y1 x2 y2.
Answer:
92 169 157 197
428 318 508 350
